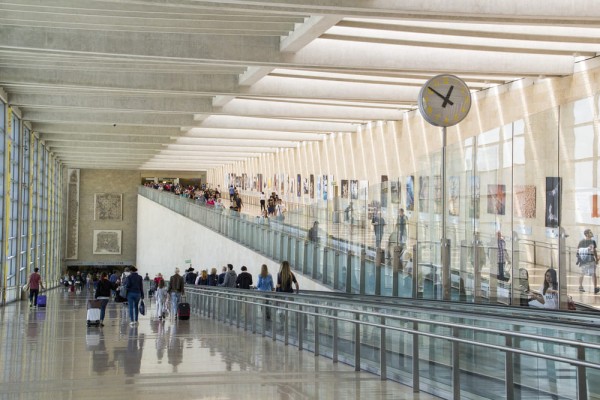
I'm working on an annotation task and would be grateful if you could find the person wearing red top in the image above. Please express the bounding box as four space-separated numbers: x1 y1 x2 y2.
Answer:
27 268 45 308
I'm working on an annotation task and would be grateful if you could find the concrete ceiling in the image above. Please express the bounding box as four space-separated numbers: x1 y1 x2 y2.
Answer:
1 0 599 171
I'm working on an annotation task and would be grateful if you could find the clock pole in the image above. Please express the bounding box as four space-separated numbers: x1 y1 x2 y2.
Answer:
418 74 471 303
441 126 451 301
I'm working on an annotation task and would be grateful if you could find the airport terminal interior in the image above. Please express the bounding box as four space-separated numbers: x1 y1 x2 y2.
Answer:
2 1 600 399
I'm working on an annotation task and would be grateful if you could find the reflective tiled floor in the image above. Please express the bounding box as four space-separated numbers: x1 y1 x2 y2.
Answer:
0 290 438 399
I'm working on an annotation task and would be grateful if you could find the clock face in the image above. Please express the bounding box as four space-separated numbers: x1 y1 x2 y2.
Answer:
418 75 471 127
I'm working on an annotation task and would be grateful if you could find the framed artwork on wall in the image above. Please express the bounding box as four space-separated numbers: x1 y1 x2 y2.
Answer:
545 177 561 227
449 176 460 216
391 179 400 204
93 230 122 255
487 184 506 215
94 193 123 221
297 174 301 197
469 176 480 219
419 176 429 212
310 174 314 198
341 180 349 198
323 175 328 200
350 180 358 200
514 185 536 218
406 176 414 211
380 175 388 208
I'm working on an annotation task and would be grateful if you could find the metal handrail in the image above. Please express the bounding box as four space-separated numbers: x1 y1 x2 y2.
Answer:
187 286 598 399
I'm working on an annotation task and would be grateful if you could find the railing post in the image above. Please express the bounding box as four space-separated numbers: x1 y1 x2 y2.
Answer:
577 345 588 400
314 308 320 357
302 241 309 276
312 243 318 280
380 316 386 380
323 247 328 284
452 327 460 399
333 252 340 290
505 336 514 400
298 305 303 351
392 246 402 297
346 252 353 294
412 321 420 393
375 252 382 296
355 312 361 371
359 249 366 295
284 302 289 346
251 302 256 334
333 309 338 363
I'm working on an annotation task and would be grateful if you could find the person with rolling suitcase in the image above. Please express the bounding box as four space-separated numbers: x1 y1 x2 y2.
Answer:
167 268 185 320
86 299 102 327
95 272 116 326
26 268 45 308
177 295 190 320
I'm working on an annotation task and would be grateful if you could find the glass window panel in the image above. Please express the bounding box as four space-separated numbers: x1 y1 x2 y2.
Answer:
574 125 594 160
477 144 499 171
513 136 525 165
573 97 594 124
478 128 500 145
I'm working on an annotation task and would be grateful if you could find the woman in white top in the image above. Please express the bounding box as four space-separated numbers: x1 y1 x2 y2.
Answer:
155 279 168 320
532 268 559 310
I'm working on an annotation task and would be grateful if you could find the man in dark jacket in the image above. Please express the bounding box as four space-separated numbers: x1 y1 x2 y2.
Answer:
185 268 197 285
236 266 253 289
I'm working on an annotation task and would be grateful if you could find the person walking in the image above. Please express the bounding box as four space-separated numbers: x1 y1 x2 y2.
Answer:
236 266 253 289
256 264 274 319
27 268 44 308
577 228 599 294
125 267 144 326
155 280 168 320
276 261 299 294
220 264 237 288
95 272 116 326
168 268 185 319
372 209 386 249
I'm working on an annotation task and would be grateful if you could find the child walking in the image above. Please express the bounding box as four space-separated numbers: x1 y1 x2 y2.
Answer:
155 280 168 320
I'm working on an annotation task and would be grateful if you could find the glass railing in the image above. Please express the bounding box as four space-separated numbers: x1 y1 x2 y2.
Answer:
139 186 598 311
185 286 600 400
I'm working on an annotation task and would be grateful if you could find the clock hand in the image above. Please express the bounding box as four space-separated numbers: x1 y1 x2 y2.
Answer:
427 86 447 101
441 85 454 108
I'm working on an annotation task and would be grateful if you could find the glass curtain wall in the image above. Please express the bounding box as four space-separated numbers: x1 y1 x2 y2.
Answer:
0 96 63 304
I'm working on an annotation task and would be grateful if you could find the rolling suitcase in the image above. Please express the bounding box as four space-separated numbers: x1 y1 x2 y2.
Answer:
177 302 190 320
37 295 47 307
87 299 102 327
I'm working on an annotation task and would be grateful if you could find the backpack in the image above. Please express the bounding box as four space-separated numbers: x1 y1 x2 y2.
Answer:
578 247 595 264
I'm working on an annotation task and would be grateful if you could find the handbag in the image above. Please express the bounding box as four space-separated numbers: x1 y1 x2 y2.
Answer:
139 300 146 316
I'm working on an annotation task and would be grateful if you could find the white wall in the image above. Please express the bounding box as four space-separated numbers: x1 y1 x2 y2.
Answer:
136 195 331 292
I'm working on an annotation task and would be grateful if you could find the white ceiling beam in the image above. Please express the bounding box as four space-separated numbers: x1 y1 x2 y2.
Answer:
197 115 356 132
22 109 196 127
32 123 182 137
9 92 213 114
105 0 600 23
281 15 342 52
0 67 237 94
216 98 405 121
38 133 172 144
163 144 279 153
185 127 324 141
174 137 299 148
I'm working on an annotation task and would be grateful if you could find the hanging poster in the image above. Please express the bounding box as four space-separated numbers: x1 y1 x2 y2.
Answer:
310 174 315 198
359 180 368 200
514 185 536 218
297 174 301 197
323 175 328 200
280 173 285 193
545 177 561 227
380 175 388 208
487 184 506 215
341 180 349 199
406 176 414 211
469 176 480 219
350 180 358 200
419 176 429 212
449 176 460 216
391 179 400 204
433 175 442 214
317 176 321 200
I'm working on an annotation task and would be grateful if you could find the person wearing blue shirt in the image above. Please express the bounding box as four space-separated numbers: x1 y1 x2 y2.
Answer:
125 266 144 326
256 264 274 320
